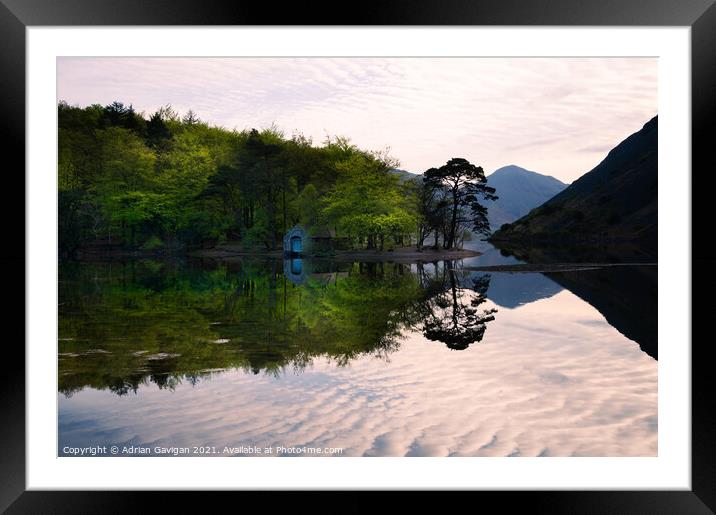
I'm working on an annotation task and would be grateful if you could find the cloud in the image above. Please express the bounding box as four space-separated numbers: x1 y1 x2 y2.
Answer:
57 57 657 183
579 144 617 154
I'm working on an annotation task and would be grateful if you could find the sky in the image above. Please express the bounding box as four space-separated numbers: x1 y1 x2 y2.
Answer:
57 57 657 184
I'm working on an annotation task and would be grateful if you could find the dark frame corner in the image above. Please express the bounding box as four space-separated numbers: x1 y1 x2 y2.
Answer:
2 0 714 512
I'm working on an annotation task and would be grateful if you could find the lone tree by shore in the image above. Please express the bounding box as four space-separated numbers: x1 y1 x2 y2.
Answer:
420 158 497 250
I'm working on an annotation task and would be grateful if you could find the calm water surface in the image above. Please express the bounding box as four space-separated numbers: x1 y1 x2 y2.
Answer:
58 244 657 457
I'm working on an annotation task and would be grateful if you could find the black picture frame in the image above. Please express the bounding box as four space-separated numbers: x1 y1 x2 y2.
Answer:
2 0 713 511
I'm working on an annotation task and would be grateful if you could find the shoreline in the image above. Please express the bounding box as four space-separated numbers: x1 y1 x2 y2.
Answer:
461 262 658 273
188 246 482 262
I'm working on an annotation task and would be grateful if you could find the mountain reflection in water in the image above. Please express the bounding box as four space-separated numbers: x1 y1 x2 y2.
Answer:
58 251 657 457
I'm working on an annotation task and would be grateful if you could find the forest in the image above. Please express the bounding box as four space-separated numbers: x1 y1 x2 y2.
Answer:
58 101 496 257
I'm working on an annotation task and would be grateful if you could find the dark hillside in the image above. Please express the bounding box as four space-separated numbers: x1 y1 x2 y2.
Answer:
491 116 658 256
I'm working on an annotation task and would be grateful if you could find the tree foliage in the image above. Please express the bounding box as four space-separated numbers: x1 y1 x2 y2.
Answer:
423 158 497 249
58 101 495 256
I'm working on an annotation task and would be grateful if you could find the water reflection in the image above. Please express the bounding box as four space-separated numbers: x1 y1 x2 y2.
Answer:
284 257 305 284
544 265 657 359
58 258 498 396
58 252 658 456
485 240 658 358
460 239 564 308
414 266 496 350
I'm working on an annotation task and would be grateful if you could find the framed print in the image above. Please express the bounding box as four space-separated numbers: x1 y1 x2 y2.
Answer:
3 0 714 511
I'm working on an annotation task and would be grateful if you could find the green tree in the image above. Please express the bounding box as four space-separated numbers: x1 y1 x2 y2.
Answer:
294 183 322 228
240 128 285 249
146 111 172 149
182 109 200 125
323 150 412 250
152 132 215 244
97 127 156 192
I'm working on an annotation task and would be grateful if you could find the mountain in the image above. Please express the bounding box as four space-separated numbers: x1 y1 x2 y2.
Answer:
389 168 419 183
485 165 568 230
491 116 658 255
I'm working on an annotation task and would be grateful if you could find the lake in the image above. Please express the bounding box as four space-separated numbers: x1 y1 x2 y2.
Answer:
58 243 657 457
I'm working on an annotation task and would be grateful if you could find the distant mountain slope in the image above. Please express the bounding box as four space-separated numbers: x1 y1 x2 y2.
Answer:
389 168 419 183
485 165 568 230
491 116 658 254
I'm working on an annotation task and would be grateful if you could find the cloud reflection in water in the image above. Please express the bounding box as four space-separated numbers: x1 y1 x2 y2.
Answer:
59 285 657 457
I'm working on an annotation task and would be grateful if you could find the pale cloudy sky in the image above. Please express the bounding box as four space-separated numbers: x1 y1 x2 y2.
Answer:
57 57 657 183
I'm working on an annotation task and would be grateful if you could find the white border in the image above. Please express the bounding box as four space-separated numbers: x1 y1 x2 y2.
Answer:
27 27 691 490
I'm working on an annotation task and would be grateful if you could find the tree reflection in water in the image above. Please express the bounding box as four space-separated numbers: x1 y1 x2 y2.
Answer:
58 258 497 396
422 274 496 350
411 261 496 350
